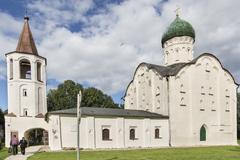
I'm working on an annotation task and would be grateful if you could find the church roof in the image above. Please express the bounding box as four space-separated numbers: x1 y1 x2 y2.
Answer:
161 16 195 46
144 62 186 77
49 107 169 119
16 16 38 55
124 53 238 98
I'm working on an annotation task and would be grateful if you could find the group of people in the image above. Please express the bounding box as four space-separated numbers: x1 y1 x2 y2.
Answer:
10 135 28 155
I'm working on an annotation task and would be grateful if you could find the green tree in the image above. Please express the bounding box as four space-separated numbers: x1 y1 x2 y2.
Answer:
47 80 83 111
47 80 118 111
82 87 118 108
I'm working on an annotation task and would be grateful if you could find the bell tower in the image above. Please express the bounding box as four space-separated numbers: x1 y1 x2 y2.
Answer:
5 16 47 117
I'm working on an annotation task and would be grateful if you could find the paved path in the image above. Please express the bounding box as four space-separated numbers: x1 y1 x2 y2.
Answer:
5 145 44 160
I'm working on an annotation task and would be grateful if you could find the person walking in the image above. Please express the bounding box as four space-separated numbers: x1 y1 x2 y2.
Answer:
19 137 28 155
10 135 19 155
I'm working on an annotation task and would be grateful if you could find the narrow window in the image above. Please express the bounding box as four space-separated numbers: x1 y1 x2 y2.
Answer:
23 89 27 96
102 129 110 140
37 62 42 81
10 59 13 80
130 129 135 140
155 128 160 139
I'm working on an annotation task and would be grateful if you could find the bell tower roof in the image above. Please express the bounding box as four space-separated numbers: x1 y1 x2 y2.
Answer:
16 16 38 55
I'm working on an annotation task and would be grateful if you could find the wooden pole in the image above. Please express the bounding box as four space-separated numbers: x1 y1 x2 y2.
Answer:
77 90 82 160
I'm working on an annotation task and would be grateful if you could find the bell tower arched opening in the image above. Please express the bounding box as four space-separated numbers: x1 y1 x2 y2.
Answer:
20 59 31 79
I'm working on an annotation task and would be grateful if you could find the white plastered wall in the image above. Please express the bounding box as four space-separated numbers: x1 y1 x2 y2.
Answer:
124 64 169 116
5 116 48 147
6 52 47 117
169 55 237 146
48 115 169 150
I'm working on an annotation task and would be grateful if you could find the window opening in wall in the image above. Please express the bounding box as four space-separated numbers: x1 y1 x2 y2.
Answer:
130 128 136 140
155 128 161 139
20 59 31 79
37 62 42 81
102 128 110 141
23 108 28 116
10 59 13 80
23 89 27 96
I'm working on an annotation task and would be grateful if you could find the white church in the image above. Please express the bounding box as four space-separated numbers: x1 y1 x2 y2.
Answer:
4 14 238 150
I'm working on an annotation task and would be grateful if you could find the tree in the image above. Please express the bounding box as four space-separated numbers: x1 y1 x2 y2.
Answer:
47 80 118 111
47 80 83 111
82 87 118 108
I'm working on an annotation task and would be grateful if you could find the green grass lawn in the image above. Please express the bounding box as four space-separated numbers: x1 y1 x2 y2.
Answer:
28 146 240 160
0 148 9 160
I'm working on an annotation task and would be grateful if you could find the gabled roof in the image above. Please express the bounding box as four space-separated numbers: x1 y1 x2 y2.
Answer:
49 107 169 119
16 16 38 55
123 53 238 98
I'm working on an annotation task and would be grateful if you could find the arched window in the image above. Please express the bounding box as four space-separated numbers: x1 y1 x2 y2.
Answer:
102 129 110 140
200 125 206 141
155 128 160 139
10 59 13 79
37 62 42 81
130 129 135 140
20 59 31 79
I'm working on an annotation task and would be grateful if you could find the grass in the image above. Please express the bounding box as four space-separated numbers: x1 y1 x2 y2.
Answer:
0 148 9 160
28 146 240 160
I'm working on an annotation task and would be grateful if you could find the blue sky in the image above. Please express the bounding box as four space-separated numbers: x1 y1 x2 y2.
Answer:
1 0 240 111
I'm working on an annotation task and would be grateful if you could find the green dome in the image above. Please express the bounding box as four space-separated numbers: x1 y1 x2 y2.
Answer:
161 16 195 46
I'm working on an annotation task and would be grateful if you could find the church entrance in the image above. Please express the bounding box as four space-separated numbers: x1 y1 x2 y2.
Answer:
24 128 48 146
200 125 206 141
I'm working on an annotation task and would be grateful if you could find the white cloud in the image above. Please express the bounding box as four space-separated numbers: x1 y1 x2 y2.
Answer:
1 0 240 99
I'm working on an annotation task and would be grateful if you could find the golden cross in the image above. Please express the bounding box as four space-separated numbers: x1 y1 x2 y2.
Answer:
174 6 180 17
